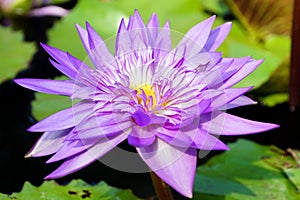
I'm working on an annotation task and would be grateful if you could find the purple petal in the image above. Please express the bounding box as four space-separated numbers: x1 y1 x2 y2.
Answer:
177 16 216 58
203 87 253 113
14 79 75 96
25 129 71 157
131 109 151 126
131 10 146 30
187 89 223 115
217 56 250 73
221 95 257 110
200 111 279 135
201 59 235 89
157 127 228 150
149 114 167 124
222 59 263 88
45 134 127 179
116 18 131 55
156 128 194 148
188 128 229 150
76 112 131 132
146 13 159 45
132 10 148 47
127 15 134 30
182 52 211 70
203 52 223 71
204 22 232 51
28 102 94 132
85 22 115 69
75 24 90 55
137 139 196 198
66 113 132 141
49 59 77 80
66 52 91 72
46 139 93 163
128 126 156 147
153 21 172 59
41 43 79 79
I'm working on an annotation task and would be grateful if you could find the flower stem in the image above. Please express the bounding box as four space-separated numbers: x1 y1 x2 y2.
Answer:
150 171 174 200
290 0 300 110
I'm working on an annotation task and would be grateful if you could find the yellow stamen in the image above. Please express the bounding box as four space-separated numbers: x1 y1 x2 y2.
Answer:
136 84 157 107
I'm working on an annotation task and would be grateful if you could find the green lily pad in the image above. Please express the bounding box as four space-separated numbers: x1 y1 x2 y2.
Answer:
0 27 34 83
0 180 140 200
32 92 71 121
264 147 300 191
194 139 300 200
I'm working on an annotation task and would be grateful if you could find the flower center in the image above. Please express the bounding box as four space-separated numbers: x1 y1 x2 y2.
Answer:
136 84 157 108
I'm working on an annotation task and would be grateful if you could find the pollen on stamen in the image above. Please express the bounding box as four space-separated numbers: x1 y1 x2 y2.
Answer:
135 84 157 110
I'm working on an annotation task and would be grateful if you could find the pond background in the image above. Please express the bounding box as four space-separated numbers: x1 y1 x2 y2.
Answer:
0 0 299 199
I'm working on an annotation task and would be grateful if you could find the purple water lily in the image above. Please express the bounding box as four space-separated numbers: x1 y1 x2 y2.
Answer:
15 10 278 198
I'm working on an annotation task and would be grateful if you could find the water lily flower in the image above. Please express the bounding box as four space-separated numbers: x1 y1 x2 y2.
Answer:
15 10 278 198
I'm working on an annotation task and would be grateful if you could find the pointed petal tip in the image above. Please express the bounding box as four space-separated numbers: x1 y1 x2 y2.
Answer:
223 21 232 28
44 170 67 180
27 126 40 132
120 17 125 24
44 174 55 180
40 42 51 51
207 139 230 151
250 58 264 66
258 58 264 64
220 21 232 34
13 78 23 86
217 144 230 151
85 22 94 33
134 9 141 17
172 178 194 198
39 42 46 48
169 184 192 198
185 191 193 199
24 153 32 158
117 18 126 32
75 23 85 31
151 12 158 18
162 20 170 29
85 21 90 26
39 42 47 51
205 15 216 23
24 151 46 158
46 157 58 164
268 123 280 130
